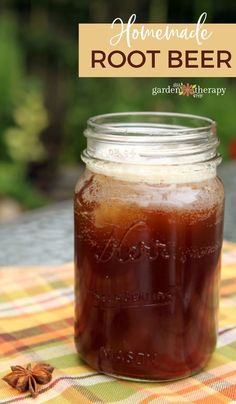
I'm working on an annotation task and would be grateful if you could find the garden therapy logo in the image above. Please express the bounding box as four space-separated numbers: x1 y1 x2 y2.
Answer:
152 83 226 97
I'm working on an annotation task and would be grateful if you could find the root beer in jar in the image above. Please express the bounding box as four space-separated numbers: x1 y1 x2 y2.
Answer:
74 113 224 381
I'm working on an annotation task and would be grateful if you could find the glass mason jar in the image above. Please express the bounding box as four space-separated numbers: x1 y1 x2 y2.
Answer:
74 112 224 381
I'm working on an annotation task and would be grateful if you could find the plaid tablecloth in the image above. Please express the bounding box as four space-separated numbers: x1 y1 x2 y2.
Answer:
0 242 235 403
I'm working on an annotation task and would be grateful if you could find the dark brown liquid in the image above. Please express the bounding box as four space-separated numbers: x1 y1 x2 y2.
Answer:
74 172 224 380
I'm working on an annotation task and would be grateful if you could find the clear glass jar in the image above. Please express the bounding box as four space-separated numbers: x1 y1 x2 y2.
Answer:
74 112 224 381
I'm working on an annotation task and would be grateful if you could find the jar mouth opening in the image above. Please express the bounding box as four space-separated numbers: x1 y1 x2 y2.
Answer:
86 112 215 140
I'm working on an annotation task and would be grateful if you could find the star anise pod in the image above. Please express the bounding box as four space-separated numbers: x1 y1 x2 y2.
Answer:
2 363 54 398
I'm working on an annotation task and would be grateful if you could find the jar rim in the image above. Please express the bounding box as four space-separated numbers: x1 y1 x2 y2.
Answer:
86 112 215 140
83 111 220 168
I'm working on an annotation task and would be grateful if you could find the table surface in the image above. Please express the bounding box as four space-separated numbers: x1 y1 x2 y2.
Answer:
1 247 235 403
0 162 235 266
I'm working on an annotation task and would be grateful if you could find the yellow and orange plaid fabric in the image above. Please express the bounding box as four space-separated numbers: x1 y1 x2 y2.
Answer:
0 241 235 403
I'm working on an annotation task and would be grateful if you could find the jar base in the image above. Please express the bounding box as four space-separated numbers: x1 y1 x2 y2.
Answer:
101 366 205 383
78 350 211 383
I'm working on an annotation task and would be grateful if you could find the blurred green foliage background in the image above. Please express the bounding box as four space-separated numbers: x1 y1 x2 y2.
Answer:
0 0 235 214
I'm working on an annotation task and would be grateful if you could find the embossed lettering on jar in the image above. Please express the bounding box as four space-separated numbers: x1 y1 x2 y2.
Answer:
74 112 224 381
